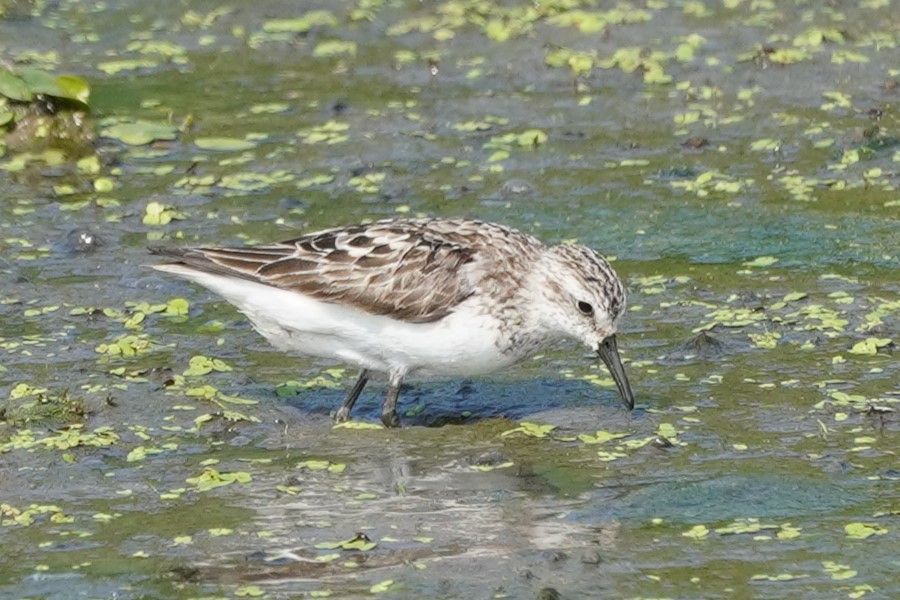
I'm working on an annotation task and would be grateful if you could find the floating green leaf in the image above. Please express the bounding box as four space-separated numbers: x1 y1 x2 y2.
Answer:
743 256 778 268
52 75 91 104
750 573 805 582
333 421 383 430
143 201 185 225
315 534 376 551
501 422 556 438
578 430 629 444
263 11 337 33
822 561 857 580
234 585 265 597
297 460 347 473
0 71 33 102
102 121 178 145
313 40 357 57
370 580 394 594
682 524 709 539
844 522 888 540
183 355 233 376
186 467 252 491
194 137 257 151
848 338 891 355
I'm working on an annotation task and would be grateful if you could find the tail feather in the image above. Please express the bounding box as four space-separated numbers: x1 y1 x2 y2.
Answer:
148 246 262 283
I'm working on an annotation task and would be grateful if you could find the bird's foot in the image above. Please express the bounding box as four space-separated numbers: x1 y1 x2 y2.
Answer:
335 406 351 423
380 410 401 428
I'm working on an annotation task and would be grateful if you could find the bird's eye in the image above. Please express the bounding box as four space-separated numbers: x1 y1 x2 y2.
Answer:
576 300 594 315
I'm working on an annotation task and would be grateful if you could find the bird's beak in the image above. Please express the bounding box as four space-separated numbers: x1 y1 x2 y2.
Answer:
596 335 634 410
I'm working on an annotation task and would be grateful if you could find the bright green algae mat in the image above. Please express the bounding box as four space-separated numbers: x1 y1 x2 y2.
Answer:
1 0 897 599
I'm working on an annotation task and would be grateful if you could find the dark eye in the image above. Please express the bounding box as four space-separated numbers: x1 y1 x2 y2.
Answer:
576 301 594 316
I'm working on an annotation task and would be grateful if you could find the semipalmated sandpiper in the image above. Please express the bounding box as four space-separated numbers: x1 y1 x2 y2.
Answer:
150 218 634 427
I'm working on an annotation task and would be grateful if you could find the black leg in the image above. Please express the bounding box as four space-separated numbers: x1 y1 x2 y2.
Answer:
381 375 403 428
335 369 370 422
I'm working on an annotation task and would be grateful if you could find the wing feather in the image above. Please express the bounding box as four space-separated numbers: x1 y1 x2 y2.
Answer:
150 218 540 323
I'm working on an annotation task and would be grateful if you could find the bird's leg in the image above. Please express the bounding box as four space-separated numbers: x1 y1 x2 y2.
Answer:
335 369 370 423
381 373 403 428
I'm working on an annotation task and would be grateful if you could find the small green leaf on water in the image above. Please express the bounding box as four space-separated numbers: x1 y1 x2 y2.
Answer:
333 421 383 430
143 201 185 226
822 561 857 580
297 174 335 188
715 518 772 535
469 462 514 472
577 430 628 444
315 533 376 551
487 150 509 162
848 338 891 355
93 177 115 192
97 58 160 75
221 409 260 423
102 121 178 145
844 522 887 540
750 573 804 582
516 129 548 148
53 75 91 104
370 580 394 594
501 422 556 438
783 292 807 302
743 256 778 268
297 459 346 473
313 40 357 57
316 553 341 563
750 138 781 152
263 11 337 33
183 355 233 376
186 467 252 491
0 71 33 101
656 422 679 440
234 585 265 597
749 332 781 349
194 137 257 151
776 524 802 539
250 102 290 114
682 525 709 539
165 298 190 316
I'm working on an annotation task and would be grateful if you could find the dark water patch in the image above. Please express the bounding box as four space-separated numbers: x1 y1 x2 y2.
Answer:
284 376 629 426
580 472 866 525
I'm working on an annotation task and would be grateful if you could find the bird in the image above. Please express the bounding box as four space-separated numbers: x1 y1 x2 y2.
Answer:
149 217 634 427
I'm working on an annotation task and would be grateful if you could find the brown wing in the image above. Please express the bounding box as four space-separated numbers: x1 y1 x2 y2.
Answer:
150 219 524 323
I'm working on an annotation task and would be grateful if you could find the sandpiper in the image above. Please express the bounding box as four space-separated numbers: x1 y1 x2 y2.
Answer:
150 218 634 427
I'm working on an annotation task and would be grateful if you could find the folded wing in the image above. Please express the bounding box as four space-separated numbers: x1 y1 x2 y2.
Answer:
150 221 482 323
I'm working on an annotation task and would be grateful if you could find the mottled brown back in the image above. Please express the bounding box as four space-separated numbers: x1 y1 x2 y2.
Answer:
150 218 543 323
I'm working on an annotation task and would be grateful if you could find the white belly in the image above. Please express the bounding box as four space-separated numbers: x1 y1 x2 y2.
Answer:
156 266 522 377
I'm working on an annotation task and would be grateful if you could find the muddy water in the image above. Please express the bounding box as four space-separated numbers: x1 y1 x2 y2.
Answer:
1 1 897 599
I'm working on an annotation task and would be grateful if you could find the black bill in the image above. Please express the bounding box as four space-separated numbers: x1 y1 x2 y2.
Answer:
596 335 635 410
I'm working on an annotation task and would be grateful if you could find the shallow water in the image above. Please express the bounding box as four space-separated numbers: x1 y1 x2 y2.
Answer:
1 1 898 599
